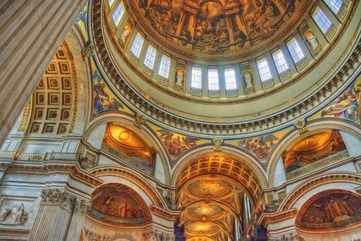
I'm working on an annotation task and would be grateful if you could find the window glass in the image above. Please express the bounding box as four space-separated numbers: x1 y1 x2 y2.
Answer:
108 0 116 7
158 55 171 78
144 45 157 69
287 38 305 63
191 66 202 89
312 7 333 33
324 0 343 14
257 58 273 82
272 49 289 74
112 3 125 26
224 68 237 90
130 33 144 58
208 69 220 91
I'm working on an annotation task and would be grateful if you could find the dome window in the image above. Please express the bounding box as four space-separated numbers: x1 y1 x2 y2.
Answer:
208 68 220 91
144 45 157 70
272 49 289 74
130 33 144 58
324 0 343 14
287 38 305 63
312 7 333 33
158 55 171 78
112 2 125 26
257 58 273 82
108 0 116 7
224 68 237 90
191 66 202 89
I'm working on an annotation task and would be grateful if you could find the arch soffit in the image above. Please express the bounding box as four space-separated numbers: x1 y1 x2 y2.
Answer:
90 165 167 209
171 145 268 190
63 28 92 136
278 172 361 212
83 113 171 179
267 118 361 187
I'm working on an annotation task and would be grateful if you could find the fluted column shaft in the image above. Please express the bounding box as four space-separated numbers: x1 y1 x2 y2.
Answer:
28 189 89 241
0 0 86 145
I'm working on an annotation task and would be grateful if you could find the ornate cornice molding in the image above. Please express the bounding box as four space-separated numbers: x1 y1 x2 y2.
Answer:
90 0 361 138
2 160 103 188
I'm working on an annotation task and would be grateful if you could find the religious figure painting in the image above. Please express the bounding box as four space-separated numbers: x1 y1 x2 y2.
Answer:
135 0 305 55
157 129 200 158
102 123 155 174
91 184 151 225
321 86 359 124
92 79 123 115
298 190 361 230
282 130 347 173
239 134 279 161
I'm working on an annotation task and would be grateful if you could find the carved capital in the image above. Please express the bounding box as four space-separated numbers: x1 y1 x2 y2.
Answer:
74 198 91 214
41 189 76 209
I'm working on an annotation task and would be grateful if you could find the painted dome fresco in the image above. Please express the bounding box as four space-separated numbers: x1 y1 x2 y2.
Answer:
126 0 313 61
91 0 358 137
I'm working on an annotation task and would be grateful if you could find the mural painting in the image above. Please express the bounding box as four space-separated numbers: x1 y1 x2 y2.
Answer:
91 59 123 116
157 129 200 159
320 78 361 124
297 190 361 230
91 184 151 225
102 123 155 174
282 130 347 173
135 0 308 55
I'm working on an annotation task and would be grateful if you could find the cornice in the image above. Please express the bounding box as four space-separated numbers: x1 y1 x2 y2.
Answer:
2 160 103 188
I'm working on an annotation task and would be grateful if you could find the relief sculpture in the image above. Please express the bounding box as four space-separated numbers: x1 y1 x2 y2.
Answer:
0 202 28 225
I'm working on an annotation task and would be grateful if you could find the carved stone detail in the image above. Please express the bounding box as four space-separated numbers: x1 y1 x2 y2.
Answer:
41 189 76 209
0 202 28 225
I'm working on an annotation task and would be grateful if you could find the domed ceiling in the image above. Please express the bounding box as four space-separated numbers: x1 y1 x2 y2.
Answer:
91 0 359 138
127 0 312 62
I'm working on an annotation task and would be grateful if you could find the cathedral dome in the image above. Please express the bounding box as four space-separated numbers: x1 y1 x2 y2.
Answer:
125 0 314 62
91 0 359 137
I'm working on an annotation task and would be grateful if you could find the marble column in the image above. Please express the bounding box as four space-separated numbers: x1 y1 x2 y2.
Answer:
65 199 90 241
28 189 82 241
0 0 86 146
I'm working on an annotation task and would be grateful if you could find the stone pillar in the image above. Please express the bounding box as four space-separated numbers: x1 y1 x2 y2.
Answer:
65 199 90 241
28 189 85 241
0 0 87 146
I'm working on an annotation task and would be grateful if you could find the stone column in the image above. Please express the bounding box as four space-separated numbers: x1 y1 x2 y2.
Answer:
65 199 90 241
0 0 86 146
28 189 78 241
